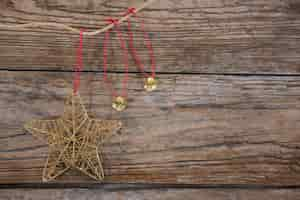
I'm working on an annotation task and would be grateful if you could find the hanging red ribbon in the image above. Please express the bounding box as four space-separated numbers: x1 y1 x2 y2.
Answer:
73 29 84 94
126 8 156 78
103 19 129 98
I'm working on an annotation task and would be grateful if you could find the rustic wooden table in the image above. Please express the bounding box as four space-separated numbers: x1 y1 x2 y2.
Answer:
0 0 300 199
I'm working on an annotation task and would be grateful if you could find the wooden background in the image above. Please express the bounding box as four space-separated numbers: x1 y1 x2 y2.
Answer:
1 0 300 198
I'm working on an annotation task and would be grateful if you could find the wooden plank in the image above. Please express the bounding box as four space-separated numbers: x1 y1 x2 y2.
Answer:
0 0 300 74
0 188 298 200
1 71 300 185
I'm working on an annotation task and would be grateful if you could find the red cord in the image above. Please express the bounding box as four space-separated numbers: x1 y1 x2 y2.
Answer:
103 30 117 97
127 17 147 77
103 19 129 98
73 29 84 94
126 8 156 78
141 19 156 78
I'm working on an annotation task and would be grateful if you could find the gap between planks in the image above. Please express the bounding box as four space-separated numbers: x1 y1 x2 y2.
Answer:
1 68 300 77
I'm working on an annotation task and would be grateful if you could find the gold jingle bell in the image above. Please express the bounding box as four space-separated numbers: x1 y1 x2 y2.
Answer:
112 96 127 112
144 77 158 92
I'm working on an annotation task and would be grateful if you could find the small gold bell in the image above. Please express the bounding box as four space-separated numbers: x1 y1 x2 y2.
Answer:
144 77 158 92
112 96 127 112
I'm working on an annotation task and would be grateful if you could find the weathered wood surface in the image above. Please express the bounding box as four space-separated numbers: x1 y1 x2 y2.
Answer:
0 0 300 74
0 189 299 200
1 0 300 192
1 71 300 185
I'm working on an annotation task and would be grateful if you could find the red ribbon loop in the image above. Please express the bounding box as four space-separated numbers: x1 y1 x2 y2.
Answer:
127 14 156 78
73 29 84 94
103 23 129 98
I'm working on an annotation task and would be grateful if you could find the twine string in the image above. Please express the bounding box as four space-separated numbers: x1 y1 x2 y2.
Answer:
0 0 158 36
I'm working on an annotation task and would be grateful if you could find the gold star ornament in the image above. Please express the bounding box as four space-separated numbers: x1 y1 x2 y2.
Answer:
24 93 122 182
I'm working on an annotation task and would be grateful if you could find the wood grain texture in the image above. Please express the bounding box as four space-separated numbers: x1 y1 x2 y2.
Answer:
0 189 299 200
1 71 300 185
0 0 300 73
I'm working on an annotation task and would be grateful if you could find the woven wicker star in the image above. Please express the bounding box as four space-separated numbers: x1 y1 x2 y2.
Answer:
24 92 122 182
